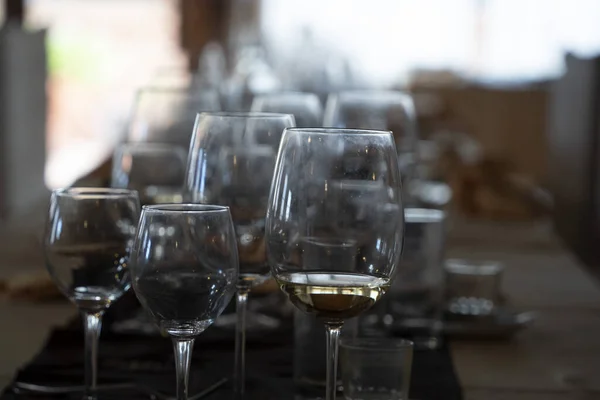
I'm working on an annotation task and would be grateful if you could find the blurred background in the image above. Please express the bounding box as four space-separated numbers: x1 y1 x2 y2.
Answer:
3 0 599 263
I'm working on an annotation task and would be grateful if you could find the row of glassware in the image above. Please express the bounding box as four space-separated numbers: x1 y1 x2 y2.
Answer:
44 87 430 400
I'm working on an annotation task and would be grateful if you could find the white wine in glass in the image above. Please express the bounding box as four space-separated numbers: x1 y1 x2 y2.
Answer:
266 128 404 400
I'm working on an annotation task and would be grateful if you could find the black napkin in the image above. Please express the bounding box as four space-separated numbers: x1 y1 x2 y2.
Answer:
2 314 461 400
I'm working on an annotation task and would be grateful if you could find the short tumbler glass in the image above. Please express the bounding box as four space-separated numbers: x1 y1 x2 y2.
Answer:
340 338 413 400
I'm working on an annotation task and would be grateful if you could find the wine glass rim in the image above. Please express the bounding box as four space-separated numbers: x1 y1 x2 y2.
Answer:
255 91 320 100
115 142 187 155
333 89 411 100
197 111 295 120
142 204 230 214
284 127 393 136
136 86 219 96
340 337 414 351
54 187 139 199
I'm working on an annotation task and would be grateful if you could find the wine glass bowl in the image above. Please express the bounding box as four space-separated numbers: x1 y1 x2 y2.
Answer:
265 128 404 400
251 92 323 128
323 90 418 185
45 188 140 312
111 143 187 205
128 86 221 149
186 112 296 287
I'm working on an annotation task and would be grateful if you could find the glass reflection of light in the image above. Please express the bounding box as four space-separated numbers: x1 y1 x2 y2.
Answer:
50 217 63 243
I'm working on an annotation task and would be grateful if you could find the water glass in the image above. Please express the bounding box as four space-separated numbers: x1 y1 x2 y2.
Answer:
340 338 413 400
445 259 504 316
386 208 446 349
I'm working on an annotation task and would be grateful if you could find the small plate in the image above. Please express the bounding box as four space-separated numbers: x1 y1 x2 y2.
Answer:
390 308 536 339
442 308 536 339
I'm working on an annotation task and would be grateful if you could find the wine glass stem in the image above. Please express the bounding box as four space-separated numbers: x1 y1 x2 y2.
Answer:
233 285 250 399
325 322 343 400
173 338 195 400
82 311 103 400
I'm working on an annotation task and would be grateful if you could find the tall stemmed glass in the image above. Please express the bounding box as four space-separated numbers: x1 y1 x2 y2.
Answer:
128 86 221 149
266 128 404 400
323 90 418 185
44 188 140 400
185 112 296 398
111 143 188 205
130 205 238 400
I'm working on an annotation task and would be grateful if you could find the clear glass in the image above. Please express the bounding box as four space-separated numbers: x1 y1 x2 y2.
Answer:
386 208 446 349
250 92 323 127
129 204 239 400
44 188 140 400
323 90 418 187
111 143 188 206
340 338 413 400
445 259 504 316
185 112 295 399
266 128 405 400
128 86 221 148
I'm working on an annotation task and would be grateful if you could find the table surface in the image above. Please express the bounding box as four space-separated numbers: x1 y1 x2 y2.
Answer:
1 215 599 400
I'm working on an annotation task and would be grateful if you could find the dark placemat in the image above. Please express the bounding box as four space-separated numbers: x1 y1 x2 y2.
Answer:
2 315 461 400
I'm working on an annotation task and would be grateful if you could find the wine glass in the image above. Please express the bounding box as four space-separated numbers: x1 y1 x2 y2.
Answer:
44 188 140 400
185 112 296 398
265 128 404 400
250 92 323 127
130 204 238 400
128 86 221 149
323 90 418 185
111 143 187 205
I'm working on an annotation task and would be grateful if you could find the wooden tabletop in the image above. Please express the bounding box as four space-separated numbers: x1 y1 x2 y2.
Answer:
1 216 599 399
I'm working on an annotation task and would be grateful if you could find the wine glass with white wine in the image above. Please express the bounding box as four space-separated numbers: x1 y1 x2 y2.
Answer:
265 128 404 400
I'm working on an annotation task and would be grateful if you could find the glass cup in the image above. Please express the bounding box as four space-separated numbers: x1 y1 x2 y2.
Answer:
385 208 446 349
340 338 413 400
445 259 504 316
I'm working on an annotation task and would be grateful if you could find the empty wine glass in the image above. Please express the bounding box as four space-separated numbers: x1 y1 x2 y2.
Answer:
266 128 404 400
44 188 140 400
250 92 323 127
185 112 295 398
323 90 418 185
128 86 221 149
111 143 187 205
130 204 238 400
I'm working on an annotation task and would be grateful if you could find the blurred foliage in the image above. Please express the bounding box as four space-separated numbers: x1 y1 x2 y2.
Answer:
46 32 109 82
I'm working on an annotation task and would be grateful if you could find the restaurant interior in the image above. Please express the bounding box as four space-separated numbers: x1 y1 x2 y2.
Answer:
1 1 600 399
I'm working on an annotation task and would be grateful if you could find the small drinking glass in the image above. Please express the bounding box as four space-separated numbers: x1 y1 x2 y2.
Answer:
251 92 323 127
130 204 238 400
340 338 413 400
386 208 446 349
445 259 504 316
44 188 140 400
185 112 295 399
111 143 187 205
128 86 221 148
